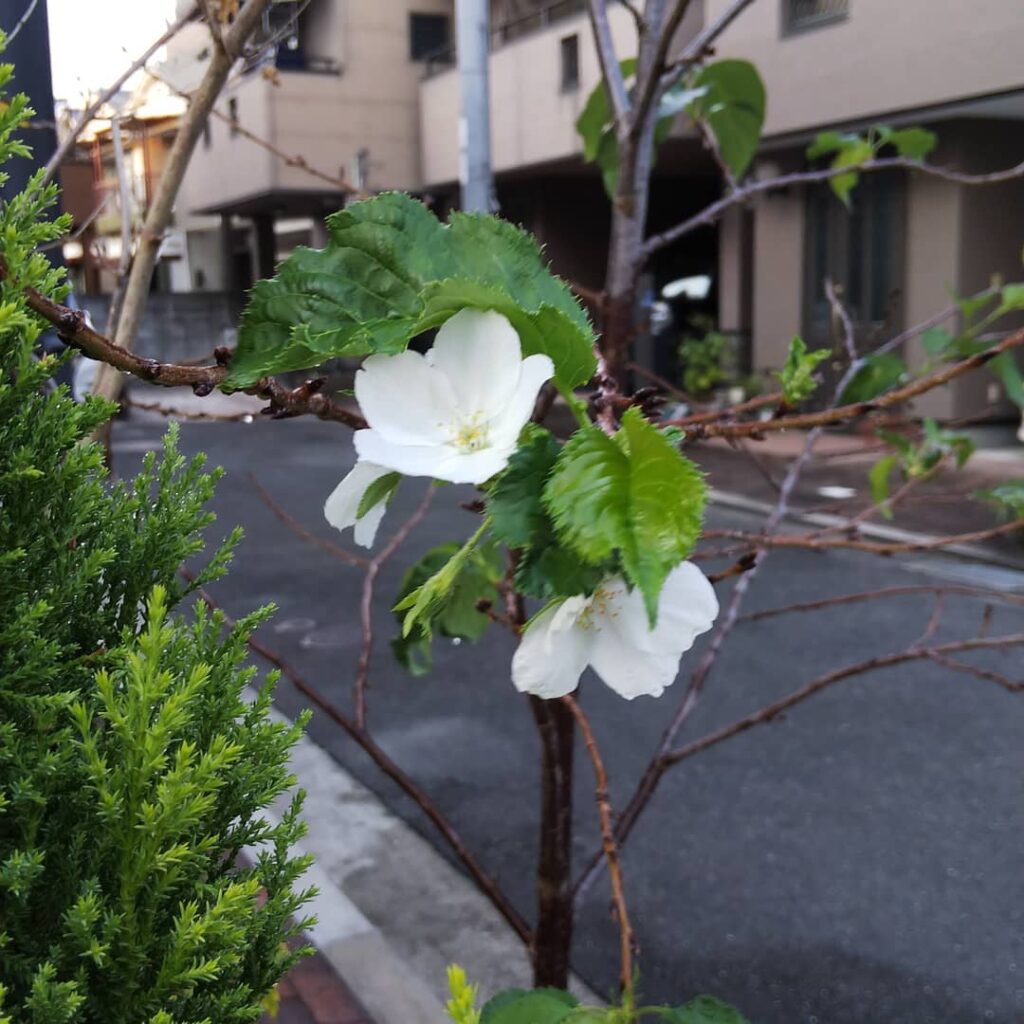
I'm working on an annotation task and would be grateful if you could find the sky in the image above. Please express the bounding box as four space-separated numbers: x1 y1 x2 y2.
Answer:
47 0 178 104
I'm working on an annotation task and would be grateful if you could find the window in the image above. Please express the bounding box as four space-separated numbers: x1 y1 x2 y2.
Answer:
228 97 239 138
409 13 451 61
560 34 579 91
803 171 905 343
783 0 848 34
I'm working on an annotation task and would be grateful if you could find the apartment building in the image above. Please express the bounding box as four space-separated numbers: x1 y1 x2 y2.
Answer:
159 0 1024 418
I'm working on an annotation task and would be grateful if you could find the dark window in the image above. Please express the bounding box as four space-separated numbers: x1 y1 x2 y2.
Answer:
409 13 450 61
783 0 848 34
803 171 905 344
228 97 239 137
560 34 579 91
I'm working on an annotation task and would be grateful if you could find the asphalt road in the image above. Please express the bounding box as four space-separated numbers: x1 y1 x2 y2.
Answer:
113 414 1024 1024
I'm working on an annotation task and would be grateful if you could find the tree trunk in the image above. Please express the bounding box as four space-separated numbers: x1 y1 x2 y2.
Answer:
529 696 576 988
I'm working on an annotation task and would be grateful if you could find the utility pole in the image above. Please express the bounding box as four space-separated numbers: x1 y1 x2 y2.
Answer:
455 0 496 213
1 0 58 200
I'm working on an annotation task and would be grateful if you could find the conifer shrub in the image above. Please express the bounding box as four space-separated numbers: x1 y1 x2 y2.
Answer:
0 55 313 1023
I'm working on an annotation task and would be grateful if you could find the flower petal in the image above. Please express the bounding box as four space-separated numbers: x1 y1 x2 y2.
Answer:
488 353 556 449
426 309 522 416
431 445 516 485
512 598 591 698
355 350 456 444
324 461 393 547
589 627 682 699
354 429 451 478
606 563 718 656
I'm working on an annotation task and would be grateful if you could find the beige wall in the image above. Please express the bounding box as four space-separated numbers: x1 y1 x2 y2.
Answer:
419 2 708 186
178 0 452 214
747 182 804 372
708 0 1024 139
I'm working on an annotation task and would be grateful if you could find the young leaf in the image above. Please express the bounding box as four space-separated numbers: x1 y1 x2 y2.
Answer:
356 470 401 520
487 426 561 548
920 326 955 357
806 129 858 160
688 60 766 179
840 352 907 403
876 124 937 160
868 454 897 518
986 351 1024 408
480 988 578 1024
775 335 829 404
996 281 1024 316
544 409 707 624
976 480 1024 520
666 995 751 1024
829 137 875 205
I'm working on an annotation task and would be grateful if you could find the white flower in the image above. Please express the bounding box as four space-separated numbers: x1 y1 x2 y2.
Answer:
511 562 719 700
324 460 394 548
353 308 554 485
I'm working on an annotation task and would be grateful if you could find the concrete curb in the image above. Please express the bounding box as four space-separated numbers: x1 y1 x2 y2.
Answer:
258 696 600 1024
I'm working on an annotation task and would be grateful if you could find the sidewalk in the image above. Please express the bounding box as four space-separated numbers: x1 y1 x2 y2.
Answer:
269 939 374 1024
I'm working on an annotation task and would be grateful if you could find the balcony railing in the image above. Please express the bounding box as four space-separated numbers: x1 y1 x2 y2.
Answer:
782 0 849 34
422 0 589 78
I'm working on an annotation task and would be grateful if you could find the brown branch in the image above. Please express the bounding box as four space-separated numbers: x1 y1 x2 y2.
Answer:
123 396 256 422
645 155 1024 256
249 474 369 569
740 584 1024 624
688 327 1024 440
189 579 533 947
586 0 630 127
662 633 1024 768
562 695 634 1000
354 483 436 729
926 652 1021 693
40 4 200 187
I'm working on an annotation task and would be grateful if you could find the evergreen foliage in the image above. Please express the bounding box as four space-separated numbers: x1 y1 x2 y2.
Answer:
0 53 313 1023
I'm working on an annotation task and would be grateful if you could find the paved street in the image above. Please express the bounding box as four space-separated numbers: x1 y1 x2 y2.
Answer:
113 412 1024 1024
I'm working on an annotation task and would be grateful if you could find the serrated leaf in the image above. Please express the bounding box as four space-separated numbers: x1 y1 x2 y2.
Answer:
775 335 828 404
480 988 578 1024
487 426 560 547
840 352 907 403
229 192 596 391
688 60 766 179
544 409 707 624
868 454 897 518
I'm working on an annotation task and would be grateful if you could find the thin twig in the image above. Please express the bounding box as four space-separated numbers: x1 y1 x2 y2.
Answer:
354 483 436 729
562 695 634 1000
645 155 1024 256
926 652 1021 693
662 633 1024 767
249 474 369 569
4 0 41 44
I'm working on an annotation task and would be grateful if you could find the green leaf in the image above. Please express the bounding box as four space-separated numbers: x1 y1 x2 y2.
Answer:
868 454 897 518
976 480 1024 519
996 281 1024 316
688 60 766 179
480 989 578 1024
357 471 401 520
840 352 907 403
876 124 937 160
544 409 707 624
391 536 502 675
986 351 1024 408
665 995 751 1024
487 426 560 548
229 192 596 391
575 59 635 163
951 285 998 327
920 326 955 357
829 137 875 206
806 129 858 160
775 335 828 404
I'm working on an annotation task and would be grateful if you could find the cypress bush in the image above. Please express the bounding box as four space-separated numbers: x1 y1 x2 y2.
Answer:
0 53 313 1023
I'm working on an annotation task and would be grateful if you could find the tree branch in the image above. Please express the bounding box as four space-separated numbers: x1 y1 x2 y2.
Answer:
586 0 631 128
645 155 1024 256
